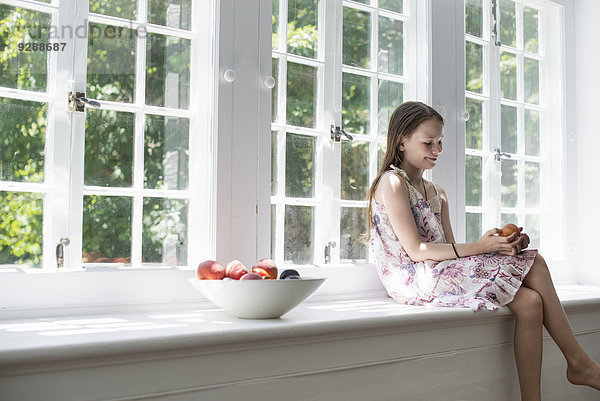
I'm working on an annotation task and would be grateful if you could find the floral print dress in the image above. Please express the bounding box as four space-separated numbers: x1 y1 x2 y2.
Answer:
369 166 537 311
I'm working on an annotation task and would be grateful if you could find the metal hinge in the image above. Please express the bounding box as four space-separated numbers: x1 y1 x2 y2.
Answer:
68 91 101 112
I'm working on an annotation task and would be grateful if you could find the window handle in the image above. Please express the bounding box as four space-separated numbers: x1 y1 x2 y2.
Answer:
56 237 70 268
491 0 502 47
494 148 511 161
330 125 353 143
68 91 101 112
324 241 336 264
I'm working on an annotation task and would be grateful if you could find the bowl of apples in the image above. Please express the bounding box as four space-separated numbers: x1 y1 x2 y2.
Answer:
188 258 326 319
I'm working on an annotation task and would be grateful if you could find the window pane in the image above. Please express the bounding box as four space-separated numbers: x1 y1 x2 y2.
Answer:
148 0 191 30
525 214 540 249
465 98 483 150
465 0 483 38
272 0 279 50
146 34 190 109
142 198 188 266
341 141 369 201
287 0 319 59
272 58 279 122
378 80 403 136
85 109 134 187
377 143 386 171
284 205 313 263
285 133 315 198
466 212 481 243
342 73 370 135
523 7 539 53
87 23 136 103
144 115 189 190
524 109 540 156
286 62 317 128
90 0 136 19
378 16 403 76
499 0 516 48
82 195 132 264
0 5 50 92
465 41 483 93
500 51 517 100
525 161 540 208
271 131 278 195
340 207 367 260
501 104 517 154
501 213 517 227
0 191 43 267
343 7 371 69
524 57 539 105
0 98 46 183
379 0 403 14
465 155 482 206
501 159 517 208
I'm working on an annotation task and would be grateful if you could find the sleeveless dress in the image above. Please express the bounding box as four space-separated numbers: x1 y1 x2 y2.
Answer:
369 165 537 311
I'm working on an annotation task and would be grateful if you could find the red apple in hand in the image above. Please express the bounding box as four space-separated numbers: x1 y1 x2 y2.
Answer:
225 260 248 280
252 258 278 279
500 223 519 237
197 260 225 280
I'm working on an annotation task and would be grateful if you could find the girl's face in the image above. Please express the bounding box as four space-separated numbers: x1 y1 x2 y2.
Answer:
399 119 444 169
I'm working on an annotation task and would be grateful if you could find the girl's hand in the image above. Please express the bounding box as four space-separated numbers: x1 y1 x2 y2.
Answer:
477 228 522 256
518 227 530 250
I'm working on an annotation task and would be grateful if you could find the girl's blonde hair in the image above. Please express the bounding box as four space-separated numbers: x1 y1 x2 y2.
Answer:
364 101 444 238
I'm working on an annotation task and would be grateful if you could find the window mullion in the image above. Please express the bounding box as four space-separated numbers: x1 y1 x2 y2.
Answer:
487 37 501 229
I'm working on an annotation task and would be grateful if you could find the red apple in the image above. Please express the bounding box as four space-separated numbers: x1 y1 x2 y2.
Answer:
225 259 248 280
197 260 225 280
240 272 262 280
500 223 519 237
252 258 278 279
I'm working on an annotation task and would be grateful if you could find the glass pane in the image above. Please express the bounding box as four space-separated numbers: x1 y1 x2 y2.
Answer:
87 23 136 103
501 213 517 227
501 159 517 208
85 109 134 187
378 16 403 76
342 73 370 135
525 214 540 249
340 207 367 260
378 80 403 136
271 204 276 259
524 57 539 105
284 205 313 264
285 133 315 198
272 58 279 122
524 109 540 156
353 0 370 3
500 51 517 100
272 0 279 50
465 0 483 38
525 161 540 208
523 7 539 53
286 62 317 128
142 198 188 266
465 98 483 150
465 155 482 206
271 131 278 195
499 0 516 48
377 143 386 171
287 0 318 59
341 141 369 201
0 5 50 92
0 191 43 267
466 212 481 243
90 0 136 19
0 98 46 183
144 115 189 190
343 7 371 69
501 104 517 154
379 0 403 13
465 41 483 93
146 34 190 109
82 195 132 264
149 0 191 30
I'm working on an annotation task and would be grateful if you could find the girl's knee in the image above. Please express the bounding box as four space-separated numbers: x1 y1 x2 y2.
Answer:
511 287 543 321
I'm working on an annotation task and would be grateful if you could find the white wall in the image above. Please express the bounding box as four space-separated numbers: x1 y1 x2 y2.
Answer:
575 0 600 285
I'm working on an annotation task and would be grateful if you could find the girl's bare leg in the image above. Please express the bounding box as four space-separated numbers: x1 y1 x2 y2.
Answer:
506 286 544 401
523 253 600 390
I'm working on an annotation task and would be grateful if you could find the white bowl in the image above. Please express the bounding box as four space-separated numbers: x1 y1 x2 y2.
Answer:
188 277 326 319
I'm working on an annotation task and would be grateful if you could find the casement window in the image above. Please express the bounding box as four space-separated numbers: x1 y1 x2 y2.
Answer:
270 0 425 266
0 0 213 270
464 0 565 261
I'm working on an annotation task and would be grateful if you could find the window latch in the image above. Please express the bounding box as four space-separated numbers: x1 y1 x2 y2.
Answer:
56 237 70 268
68 91 101 112
491 0 502 47
324 241 336 264
493 148 511 161
330 125 353 143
